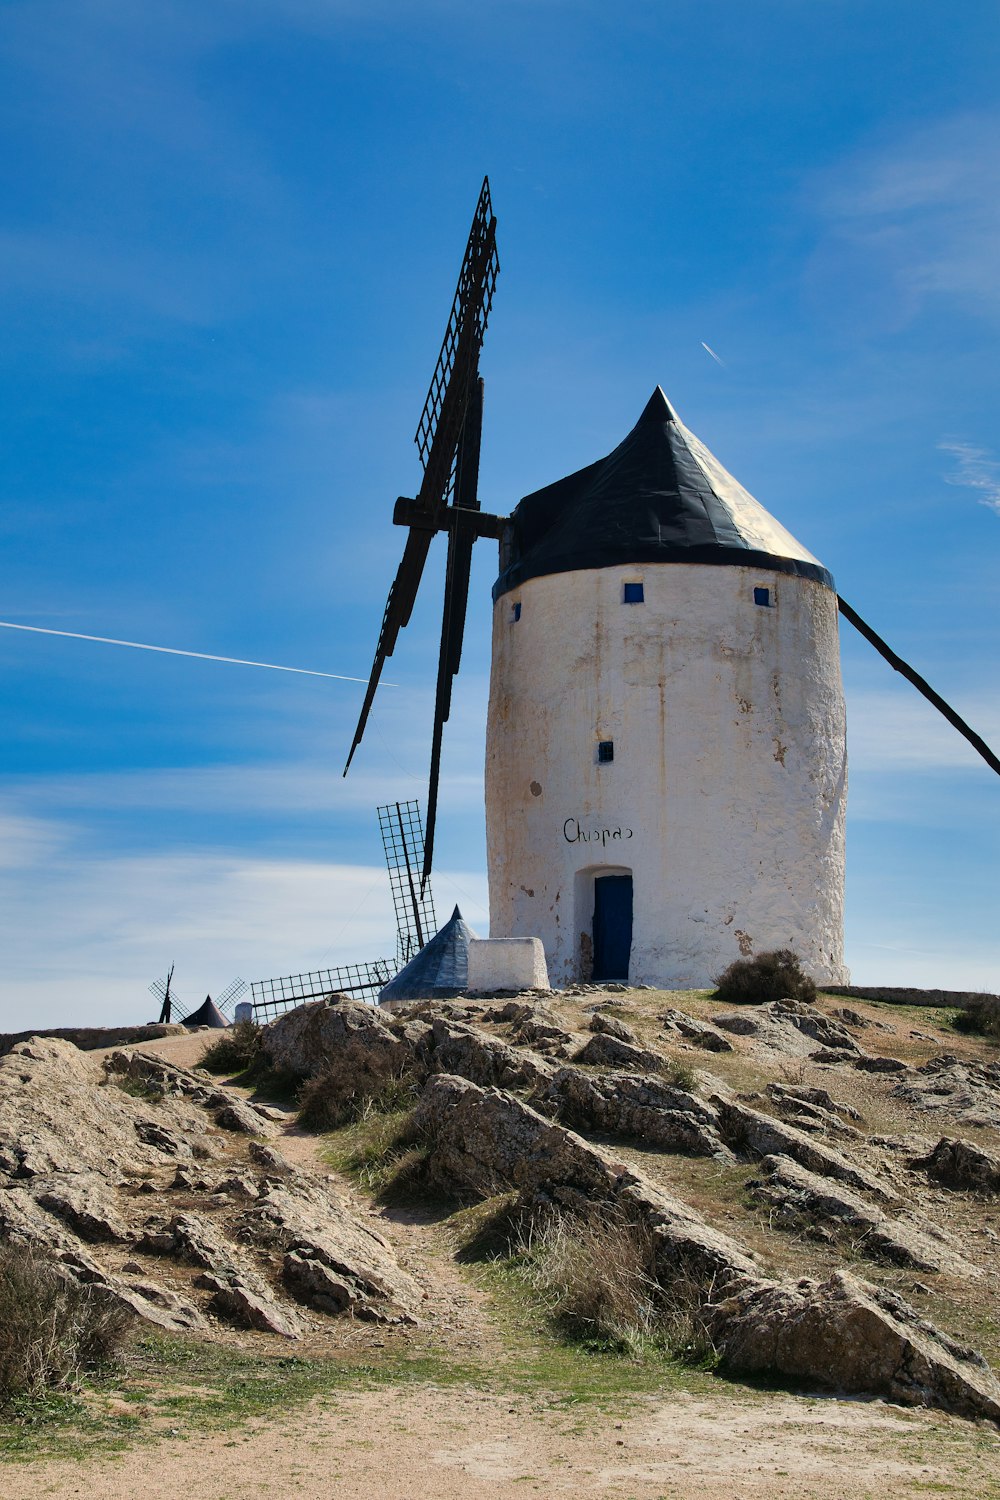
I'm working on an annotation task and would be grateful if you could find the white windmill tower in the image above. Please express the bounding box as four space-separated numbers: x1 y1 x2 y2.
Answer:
345 181 1000 995
485 387 848 988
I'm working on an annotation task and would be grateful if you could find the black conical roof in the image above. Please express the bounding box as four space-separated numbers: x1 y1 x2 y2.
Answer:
494 388 832 598
378 906 478 1005
182 995 229 1029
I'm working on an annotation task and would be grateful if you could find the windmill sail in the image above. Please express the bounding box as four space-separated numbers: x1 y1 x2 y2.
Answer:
344 176 502 892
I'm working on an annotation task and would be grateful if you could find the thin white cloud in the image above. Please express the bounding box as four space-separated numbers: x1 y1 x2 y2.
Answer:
0 838 489 1031
847 689 1000 773
939 439 1000 516
812 111 1000 323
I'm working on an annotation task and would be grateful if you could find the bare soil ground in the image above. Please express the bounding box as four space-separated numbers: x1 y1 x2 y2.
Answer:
7 1002 1000 1499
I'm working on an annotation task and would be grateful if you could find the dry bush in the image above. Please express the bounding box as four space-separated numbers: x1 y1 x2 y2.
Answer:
953 994 1000 1040
0 1245 131 1403
509 1205 717 1364
201 1020 264 1076
297 1062 419 1132
713 949 817 1006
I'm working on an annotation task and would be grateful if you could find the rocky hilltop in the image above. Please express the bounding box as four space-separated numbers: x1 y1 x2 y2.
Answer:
2 988 1000 1426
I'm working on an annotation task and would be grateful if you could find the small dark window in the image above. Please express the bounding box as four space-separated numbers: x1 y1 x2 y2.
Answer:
597 740 614 764
623 581 644 604
754 587 771 607
511 601 522 622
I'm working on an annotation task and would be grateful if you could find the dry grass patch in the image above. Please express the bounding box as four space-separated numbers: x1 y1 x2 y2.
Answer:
0 1246 131 1406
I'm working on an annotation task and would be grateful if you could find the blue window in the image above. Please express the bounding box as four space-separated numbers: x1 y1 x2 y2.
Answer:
511 601 522 622
754 587 771 607
623 581 644 604
597 740 614 764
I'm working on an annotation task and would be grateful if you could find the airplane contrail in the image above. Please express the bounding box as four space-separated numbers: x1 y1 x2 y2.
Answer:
0 620 389 685
701 341 726 367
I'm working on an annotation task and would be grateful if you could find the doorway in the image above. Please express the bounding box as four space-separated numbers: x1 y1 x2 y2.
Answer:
592 873 633 981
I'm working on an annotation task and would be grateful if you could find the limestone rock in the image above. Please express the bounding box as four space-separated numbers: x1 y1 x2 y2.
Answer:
32 1172 131 1243
236 1179 421 1323
197 1272 301 1338
747 1154 977 1276
912 1137 1000 1194
893 1055 1000 1130
536 1066 733 1160
588 1012 638 1043
706 1270 1000 1423
711 1001 861 1058
572 1032 668 1073
262 1000 424 1094
659 1008 734 1052
709 1094 894 1201
214 1100 279 1137
414 1074 758 1289
430 1018 554 1090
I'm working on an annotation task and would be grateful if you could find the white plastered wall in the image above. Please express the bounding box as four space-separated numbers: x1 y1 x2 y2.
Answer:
485 563 848 988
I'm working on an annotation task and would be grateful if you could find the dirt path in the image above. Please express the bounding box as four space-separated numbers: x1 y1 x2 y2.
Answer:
6 1383 997 1499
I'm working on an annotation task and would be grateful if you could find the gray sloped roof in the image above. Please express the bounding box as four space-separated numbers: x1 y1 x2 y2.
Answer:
378 906 478 1005
494 386 833 598
182 996 230 1029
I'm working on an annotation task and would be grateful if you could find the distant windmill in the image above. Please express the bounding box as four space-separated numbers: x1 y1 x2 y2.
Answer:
147 971 247 1026
149 964 176 1024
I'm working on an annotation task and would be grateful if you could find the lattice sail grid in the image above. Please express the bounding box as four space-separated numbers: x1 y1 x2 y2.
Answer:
378 800 437 967
249 960 396 1021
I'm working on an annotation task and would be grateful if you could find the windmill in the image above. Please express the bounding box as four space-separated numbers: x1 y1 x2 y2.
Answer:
344 177 503 890
147 971 247 1025
344 178 999 992
149 964 176 1024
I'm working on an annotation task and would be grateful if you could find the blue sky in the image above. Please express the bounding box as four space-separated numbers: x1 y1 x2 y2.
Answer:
1 0 998 1027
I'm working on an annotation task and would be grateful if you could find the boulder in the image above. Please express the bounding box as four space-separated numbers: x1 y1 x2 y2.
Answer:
659 1008 734 1052
747 1154 977 1276
572 1032 668 1074
912 1137 1000 1195
588 1012 639 1043
711 1001 861 1058
535 1067 733 1160
706 1270 1000 1423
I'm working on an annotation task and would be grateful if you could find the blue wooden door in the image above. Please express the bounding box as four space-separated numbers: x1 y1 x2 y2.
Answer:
592 874 633 981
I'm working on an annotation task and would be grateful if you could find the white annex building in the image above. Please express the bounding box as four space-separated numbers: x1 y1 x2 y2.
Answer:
485 388 849 990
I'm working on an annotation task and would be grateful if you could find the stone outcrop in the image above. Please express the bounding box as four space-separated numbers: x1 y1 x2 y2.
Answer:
709 1093 894 1201
747 1154 976 1276
658 1008 734 1052
0 1035 420 1339
571 1031 669 1074
711 1000 861 1058
705 1271 1000 1423
534 1067 733 1160
912 1136 1000 1194
894 1055 1000 1130
413 1074 1000 1423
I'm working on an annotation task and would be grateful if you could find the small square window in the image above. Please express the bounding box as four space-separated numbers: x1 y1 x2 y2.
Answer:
753 587 771 607
597 740 614 764
511 601 522 622
623 581 644 604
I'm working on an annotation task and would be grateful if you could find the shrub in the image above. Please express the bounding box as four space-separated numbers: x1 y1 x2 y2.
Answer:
713 949 817 1007
201 1020 264 1076
297 1064 419 1132
953 994 1000 1039
0 1246 131 1404
485 1203 717 1364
